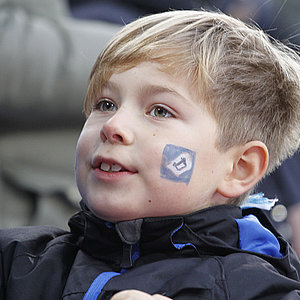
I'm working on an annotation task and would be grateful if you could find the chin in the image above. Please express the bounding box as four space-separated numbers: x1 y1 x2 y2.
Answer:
88 204 141 223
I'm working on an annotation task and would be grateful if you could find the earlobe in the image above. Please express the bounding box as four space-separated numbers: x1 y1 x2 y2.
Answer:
217 141 269 199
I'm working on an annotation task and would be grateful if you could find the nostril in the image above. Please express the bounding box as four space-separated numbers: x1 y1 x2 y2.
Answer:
100 131 107 142
112 134 123 143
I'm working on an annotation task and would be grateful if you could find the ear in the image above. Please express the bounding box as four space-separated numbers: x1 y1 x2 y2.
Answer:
217 141 269 199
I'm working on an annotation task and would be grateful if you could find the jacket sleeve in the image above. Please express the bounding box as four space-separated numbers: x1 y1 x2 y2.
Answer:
0 228 20 300
0 249 5 300
0 226 67 300
223 253 300 299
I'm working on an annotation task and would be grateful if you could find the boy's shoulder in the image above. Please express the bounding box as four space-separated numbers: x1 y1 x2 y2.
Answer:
0 225 81 299
219 251 300 299
0 225 71 253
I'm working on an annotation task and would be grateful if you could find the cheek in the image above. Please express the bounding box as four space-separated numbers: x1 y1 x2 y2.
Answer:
160 144 196 185
143 144 197 204
74 132 91 180
76 125 97 158
74 144 85 190
142 143 164 171
146 178 192 216
142 143 198 189
75 137 85 169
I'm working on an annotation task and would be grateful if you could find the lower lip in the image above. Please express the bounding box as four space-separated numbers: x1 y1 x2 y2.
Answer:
92 168 135 182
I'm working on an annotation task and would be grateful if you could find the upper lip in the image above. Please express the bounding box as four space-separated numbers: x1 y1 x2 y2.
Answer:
92 156 136 173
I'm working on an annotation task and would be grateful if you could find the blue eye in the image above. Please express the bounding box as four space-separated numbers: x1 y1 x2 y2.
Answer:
149 106 173 118
94 99 117 112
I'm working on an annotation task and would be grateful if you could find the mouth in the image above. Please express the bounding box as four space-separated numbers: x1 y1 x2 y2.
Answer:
99 162 124 173
92 157 134 174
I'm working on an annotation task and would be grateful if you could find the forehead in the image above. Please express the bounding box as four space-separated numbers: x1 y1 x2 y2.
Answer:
102 79 184 99
101 62 198 100
85 60 205 115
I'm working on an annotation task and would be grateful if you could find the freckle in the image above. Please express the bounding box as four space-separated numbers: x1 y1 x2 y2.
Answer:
153 133 156 137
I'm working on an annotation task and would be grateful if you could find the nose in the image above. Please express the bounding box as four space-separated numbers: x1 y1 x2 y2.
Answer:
100 112 134 145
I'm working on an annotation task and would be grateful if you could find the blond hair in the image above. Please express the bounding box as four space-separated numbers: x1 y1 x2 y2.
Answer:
85 10 300 203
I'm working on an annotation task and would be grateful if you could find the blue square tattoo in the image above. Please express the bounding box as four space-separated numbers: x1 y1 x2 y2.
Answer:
160 144 196 185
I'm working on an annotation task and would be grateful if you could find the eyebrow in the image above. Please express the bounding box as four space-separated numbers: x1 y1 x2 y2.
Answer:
140 84 194 107
101 81 117 91
102 81 189 103
140 84 184 99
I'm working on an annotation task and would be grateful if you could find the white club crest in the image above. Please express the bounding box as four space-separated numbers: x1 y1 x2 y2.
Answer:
166 152 193 177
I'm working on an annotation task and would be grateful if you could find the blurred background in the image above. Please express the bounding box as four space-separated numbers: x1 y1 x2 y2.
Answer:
0 0 299 255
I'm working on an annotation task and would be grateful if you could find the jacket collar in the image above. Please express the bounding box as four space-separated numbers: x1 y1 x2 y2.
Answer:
68 202 243 269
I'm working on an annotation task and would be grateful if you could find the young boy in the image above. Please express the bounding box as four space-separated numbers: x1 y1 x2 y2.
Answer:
1 10 300 300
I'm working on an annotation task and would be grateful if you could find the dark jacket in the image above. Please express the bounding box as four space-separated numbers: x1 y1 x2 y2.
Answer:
1 203 300 299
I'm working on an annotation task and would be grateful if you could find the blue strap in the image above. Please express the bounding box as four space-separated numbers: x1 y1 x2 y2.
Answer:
83 272 120 300
235 214 282 258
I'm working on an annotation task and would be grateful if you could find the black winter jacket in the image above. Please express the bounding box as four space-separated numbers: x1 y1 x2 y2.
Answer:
1 203 300 300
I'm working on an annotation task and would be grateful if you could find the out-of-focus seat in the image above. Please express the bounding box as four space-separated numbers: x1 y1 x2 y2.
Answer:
0 0 120 228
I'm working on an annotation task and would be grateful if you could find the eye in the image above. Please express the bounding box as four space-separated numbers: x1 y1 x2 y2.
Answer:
149 105 173 118
94 99 117 112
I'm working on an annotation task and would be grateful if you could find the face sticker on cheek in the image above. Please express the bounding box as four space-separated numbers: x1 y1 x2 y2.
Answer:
160 144 196 185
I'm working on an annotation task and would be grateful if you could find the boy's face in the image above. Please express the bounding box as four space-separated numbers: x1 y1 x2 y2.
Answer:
75 62 230 222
